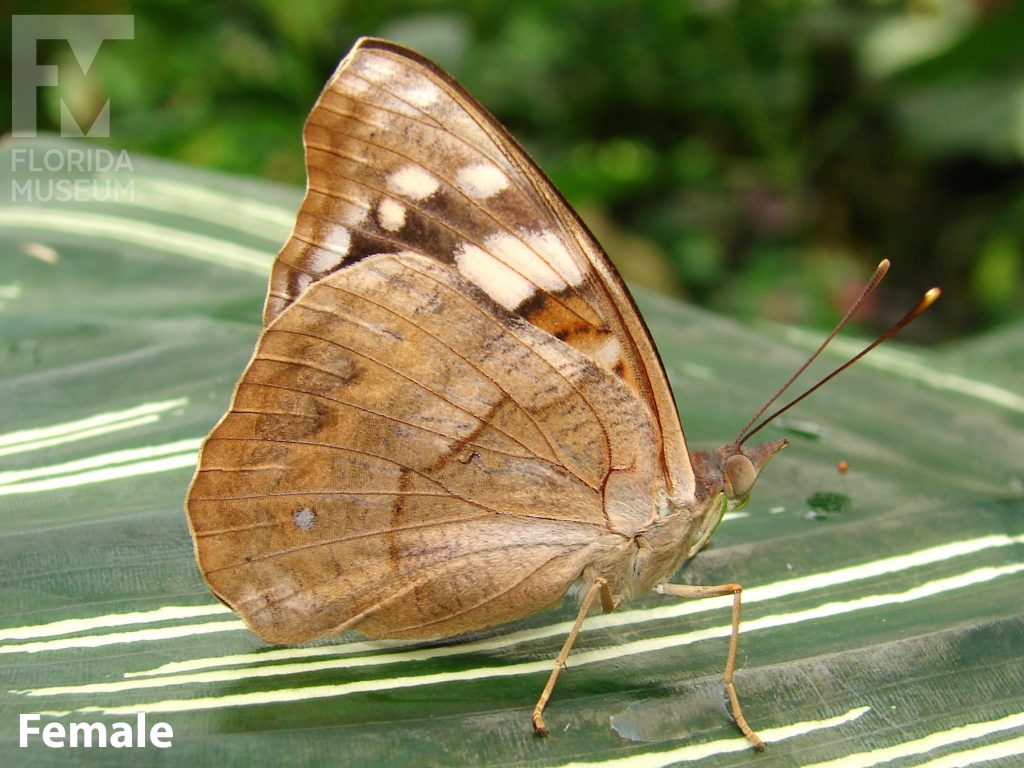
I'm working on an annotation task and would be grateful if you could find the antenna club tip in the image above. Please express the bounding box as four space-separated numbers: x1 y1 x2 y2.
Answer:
924 287 941 304
878 259 891 269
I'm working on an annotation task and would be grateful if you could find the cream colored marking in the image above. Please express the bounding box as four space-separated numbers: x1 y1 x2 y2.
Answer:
338 71 369 95
456 163 509 199
484 232 567 292
800 710 1024 768
525 230 585 286
304 226 350 274
386 165 440 201
325 193 370 227
0 284 22 299
0 438 202 496
323 224 352 253
359 54 399 83
783 327 1024 414
549 708 870 767
291 272 314 295
2 620 243 655
398 80 441 108
0 605 231 642
20 564 1022 702
20 242 60 264
304 250 341 276
455 242 536 310
0 398 187 458
301 250 337 278
377 197 406 232
0 210 271 276
590 335 624 370
912 735 1024 768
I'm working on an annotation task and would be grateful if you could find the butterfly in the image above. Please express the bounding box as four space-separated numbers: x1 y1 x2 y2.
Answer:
185 37 937 750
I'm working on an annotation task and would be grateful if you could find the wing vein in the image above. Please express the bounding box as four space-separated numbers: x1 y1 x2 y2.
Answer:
304 139 593 326
248 353 538 460
312 283 589 484
206 513 493 574
265 326 542 459
377 256 614 475
202 435 504 511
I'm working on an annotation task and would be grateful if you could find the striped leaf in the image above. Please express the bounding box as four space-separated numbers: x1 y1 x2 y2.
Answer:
1 138 1022 767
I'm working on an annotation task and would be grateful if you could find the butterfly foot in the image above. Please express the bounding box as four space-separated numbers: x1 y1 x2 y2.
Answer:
532 713 550 737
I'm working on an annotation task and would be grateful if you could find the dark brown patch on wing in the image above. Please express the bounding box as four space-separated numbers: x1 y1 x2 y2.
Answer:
521 291 636 384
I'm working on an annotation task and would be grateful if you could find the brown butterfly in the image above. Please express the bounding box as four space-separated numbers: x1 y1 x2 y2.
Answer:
185 37 938 749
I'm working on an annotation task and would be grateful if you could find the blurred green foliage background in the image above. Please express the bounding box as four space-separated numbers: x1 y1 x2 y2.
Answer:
5 0 1024 342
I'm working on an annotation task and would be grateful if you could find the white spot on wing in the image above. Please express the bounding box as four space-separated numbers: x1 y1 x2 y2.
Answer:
338 72 369 96
524 231 585 287
456 163 508 199
589 335 624 371
359 54 399 83
301 225 350 276
292 272 315 294
483 233 565 292
306 248 342 274
399 80 441 108
292 507 316 531
377 198 406 232
338 197 370 227
387 166 440 201
322 226 351 255
455 243 535 310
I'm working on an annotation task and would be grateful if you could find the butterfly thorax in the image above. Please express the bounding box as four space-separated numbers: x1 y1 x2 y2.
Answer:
604 438 788 601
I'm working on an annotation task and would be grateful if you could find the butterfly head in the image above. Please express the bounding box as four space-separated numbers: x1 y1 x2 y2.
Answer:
694 439 789 508
680 439 787 559
725 439 789 503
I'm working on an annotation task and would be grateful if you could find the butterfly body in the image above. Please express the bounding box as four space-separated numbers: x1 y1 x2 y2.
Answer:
185 37 787 745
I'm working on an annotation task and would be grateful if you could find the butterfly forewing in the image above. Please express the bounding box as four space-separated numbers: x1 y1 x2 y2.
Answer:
265 38 693 497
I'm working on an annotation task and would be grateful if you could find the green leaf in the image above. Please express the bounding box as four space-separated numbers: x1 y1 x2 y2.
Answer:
1 138 1022 767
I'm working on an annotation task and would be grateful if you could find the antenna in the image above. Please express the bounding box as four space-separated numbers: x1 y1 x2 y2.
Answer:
736 264 940 446
734 259 891 445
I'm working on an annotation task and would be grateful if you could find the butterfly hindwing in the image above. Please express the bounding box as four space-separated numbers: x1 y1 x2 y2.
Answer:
188 252 655 642
265 37 693 497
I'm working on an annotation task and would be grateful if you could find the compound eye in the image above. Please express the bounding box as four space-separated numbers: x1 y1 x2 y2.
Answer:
724 454 757 499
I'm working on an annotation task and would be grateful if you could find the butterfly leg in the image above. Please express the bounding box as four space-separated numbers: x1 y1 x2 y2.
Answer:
532 575 613 736
655 582 765 751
